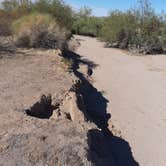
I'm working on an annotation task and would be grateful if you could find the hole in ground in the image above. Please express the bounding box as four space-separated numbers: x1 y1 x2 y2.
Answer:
25 94 58 119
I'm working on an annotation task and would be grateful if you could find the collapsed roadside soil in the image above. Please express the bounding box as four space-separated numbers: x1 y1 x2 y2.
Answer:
0 44 138 166
0 49 92 166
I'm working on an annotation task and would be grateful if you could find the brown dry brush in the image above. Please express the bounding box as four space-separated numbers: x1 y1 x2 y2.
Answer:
0 0 74 51
12 12 71 49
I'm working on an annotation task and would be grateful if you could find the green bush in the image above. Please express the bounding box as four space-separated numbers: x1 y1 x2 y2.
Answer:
32 0 74 30
0 15 12 36
99 0 165 54
130 34 163 54
72 17 103 37
0 0 74 36
100 11 137 48
72 7 103 37
12 12 70 49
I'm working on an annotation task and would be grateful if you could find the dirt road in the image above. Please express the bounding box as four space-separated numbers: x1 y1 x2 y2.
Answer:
75 35 166 166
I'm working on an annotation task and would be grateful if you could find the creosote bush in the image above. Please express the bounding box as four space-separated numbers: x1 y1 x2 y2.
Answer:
0 37 16 53
73 1 166 54
100 11 138 49
100 6 165 54
12 13 70 49
0 0 165 54
0 0 74 36
72 7 103 37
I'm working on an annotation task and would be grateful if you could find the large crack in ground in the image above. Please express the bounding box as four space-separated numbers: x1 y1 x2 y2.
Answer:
64 50 139 166
2 35 164 165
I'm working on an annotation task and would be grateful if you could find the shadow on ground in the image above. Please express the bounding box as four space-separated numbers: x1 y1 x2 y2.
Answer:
25 95 57 119
88 129 139 166
64 50 139 166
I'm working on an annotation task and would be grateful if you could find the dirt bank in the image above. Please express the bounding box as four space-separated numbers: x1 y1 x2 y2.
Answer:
0 46 139 166
0 49 92 165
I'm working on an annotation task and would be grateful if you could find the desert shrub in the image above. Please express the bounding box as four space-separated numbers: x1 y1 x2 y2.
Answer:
0 0 33 36
0 37 16 53
0 0 74 36
72 17 103 37
99 0 165 54
129 34 163 54
12 12 70 49
72 7 103 37
100 11 137 48
32 0 74 30
130 7 165 53
159 20 166 50
0 11 12 36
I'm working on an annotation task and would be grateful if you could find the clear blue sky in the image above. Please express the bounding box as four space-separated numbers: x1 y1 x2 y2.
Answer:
64 0 166 16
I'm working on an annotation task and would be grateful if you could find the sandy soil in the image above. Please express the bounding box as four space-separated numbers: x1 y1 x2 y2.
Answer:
75 35 166 166
0 49 73 114
0 50 92 166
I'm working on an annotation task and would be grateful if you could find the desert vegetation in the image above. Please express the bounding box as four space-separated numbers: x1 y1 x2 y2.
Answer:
0 0 165 54
72 7 103 37
0 0 73 51
12 12 70 49
100 1 166 54
73 0 166 54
